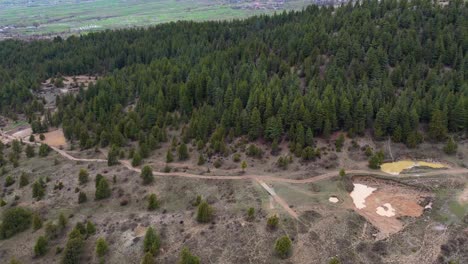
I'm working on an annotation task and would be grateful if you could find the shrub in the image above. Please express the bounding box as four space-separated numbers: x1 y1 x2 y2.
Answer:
4 175 15 187
443 137 458 155
26 145 35 157
335 133 345 152
166 150 174 163
274 236 292 259
197 155 205 166
329 257 341 264
32 214 43 231
29 135 35 142
196 201 213 223
232 153 241 162
39 144 51 157
368 150 384 169
0 199 6 207
0 207 32 239
179 247 200 264
147 194 160 211
140 166 154 185
34 236 48 256
143 227 160 256
141 252 155 264
32 178 45 200
178 143 189 161
62 235 84 264
246 144 263 158
58 213 68 230
78 169 89 185
19 172 29 187
213 159 222 168
78 192 87 204
39 134 45 141
95 177 111 200
132 152 142 167
95 237 108 257
86 221 96 235
45 222 60 239
267 215 279 230
247 207 255 221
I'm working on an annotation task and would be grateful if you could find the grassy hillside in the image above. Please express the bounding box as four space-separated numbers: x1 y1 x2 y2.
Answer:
0 0 315 37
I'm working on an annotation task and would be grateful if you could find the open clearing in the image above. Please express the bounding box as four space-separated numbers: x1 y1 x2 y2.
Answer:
38 129 67 147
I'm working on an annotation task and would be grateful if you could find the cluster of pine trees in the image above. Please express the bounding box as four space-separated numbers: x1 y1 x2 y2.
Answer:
0 0 466 154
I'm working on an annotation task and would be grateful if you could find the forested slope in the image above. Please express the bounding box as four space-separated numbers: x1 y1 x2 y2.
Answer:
0 0 466 155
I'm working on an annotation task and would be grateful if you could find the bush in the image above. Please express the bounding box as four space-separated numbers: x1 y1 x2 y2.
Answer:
0 207 32 239
0 199 6 207
26 145 35 158
45 222 60 239
143 227 160 256
275 236 292 259
19 172 29 187
232 153 241 162
86 221 96 235
78 192 87 204
166 150 174 163
58 213 68 230
443 137 458 155
368 150 384 169
247 207 255 221
178 143 189 161
147 194 160 210
32 178 45 200
246 144 263 158
32 214 43 231
267 215 279 230
329 257 341 264
132 152 142 167
141 252 155 264
62 235 84 264
95 177 111 200
335 133 345 152
34 236 48 256
197 154 205 166
196 201 213 223
78 169 89 185
4 175 15 187
213 159 222 168
179 247 200 264
39 144 51 157
140 166 154 185
96 237 108 257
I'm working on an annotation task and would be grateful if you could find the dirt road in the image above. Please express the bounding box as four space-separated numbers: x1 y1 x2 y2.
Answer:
3 131 467 219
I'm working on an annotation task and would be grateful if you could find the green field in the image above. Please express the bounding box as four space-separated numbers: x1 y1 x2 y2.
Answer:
0 0 314 37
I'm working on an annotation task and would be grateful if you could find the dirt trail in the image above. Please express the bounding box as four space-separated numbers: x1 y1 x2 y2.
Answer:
3 130 467 219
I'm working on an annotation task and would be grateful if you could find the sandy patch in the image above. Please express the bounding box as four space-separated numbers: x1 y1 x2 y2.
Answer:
39 129 66 147
350 183 376 209
351 177 430 236
328 197 339 203
381 160 446 175
376 203 396 217
134 225 147 237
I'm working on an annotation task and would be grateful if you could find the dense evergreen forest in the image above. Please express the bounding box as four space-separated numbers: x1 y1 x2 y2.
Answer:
0 0 467 156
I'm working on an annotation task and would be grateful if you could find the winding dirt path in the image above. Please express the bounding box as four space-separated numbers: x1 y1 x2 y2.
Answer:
2 131 467 219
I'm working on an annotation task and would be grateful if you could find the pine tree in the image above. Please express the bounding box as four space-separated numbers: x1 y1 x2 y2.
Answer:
78 169 89 185
249 107 262 140
143 227 160 256
141 252 155 264
429 109 447 141
241 160 247 172
177 143 189 161
32 214 43 231
140 166 154 185
132 152 142 167
34 236 48 256
147 194 159 210
178 247 200 264
95 237 108 257
25 145 35 158
166 150 174 163
275 236 292 259
19 172 29 188
196 201 213 223
32 180 46 200
443 137 457 155
95 177 111 200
